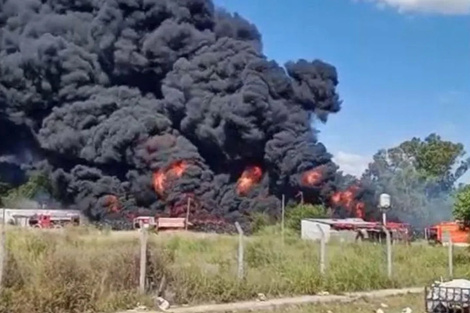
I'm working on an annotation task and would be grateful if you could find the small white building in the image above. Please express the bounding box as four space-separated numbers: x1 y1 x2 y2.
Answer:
301 219 332 241
301 218 366 243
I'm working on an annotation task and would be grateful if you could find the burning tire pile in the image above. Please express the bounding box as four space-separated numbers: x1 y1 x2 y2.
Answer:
0 0 367 229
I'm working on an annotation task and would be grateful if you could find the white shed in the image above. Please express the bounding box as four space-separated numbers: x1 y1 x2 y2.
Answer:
301 219 332 242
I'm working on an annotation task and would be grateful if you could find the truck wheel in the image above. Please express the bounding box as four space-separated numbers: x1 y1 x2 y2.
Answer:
355 231 364 242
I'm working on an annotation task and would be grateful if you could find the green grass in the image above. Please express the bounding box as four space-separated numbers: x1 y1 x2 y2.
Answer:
0 226 467 313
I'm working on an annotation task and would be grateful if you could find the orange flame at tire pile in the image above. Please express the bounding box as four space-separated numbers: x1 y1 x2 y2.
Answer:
330 185 365 219
152 160 188 196
103 195 120 213
299 167 365 219
301 166 324 186
236 165 263 196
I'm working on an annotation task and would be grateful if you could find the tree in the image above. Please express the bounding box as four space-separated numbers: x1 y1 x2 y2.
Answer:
1 173 52 207
453 184 470 221
386 134 468 187
361 134 468 227
285 204 327 233
0 182 11 206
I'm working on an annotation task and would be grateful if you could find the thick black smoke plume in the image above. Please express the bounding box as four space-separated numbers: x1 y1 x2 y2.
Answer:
0 0 343 227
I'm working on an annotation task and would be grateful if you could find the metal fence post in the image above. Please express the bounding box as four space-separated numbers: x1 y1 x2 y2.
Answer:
235 222 244 280
316 224 326 275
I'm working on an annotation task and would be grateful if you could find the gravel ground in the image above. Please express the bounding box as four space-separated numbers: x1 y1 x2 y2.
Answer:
119 287 423 313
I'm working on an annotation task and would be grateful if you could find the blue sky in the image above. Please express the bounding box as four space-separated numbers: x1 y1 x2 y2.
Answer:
213 0 470 180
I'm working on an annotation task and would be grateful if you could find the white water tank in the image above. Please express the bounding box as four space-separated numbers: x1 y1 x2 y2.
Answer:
379 193 391 209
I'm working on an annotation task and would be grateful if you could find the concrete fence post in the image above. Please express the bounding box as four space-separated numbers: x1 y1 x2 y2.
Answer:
446 231 453 279
235 222 244 280
382 226 392 279
139 228 148 294
185 197 191 231
0 209 5 291
281 194 285 245
315 224 326 275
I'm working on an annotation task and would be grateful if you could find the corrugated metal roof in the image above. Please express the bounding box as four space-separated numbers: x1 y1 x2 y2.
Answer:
304 218 374 225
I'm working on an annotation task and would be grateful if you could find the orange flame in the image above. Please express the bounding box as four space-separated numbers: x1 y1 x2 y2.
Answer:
330 185 365 218
236 165 263 196
354 202 365 219
152 170 166 195
301 166 324 186
168 160 187 177
152 160 188 196
103 195 120 213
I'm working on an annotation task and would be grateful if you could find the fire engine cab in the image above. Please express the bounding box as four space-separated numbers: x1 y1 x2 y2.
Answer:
425 221 470 246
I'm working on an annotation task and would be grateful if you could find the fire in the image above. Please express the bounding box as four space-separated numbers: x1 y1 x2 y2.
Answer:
152 160 188 196
236 165 263 196
103 195 120 213
330 185 365 218
354 202 365 219
168 160 187 177
301 166 323 186
153 171 166 195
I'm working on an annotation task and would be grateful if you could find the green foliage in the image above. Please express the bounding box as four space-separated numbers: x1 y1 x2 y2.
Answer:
361 133 468 226
387 134 467 183
2 227 469 312
364 134 467 183
285 204 328 232
1 173 52 207
0 182 12 206
249 212 274 234
453 184 470 221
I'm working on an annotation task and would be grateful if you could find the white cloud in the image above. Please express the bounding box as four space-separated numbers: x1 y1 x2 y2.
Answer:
333 151 371 178
360 0 470 15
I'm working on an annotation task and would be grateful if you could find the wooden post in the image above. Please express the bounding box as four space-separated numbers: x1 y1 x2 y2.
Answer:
185 197 191 230
235 222 244 280
382 226 392 279
139 228 148 294
316 224 326 275
0 209 5 291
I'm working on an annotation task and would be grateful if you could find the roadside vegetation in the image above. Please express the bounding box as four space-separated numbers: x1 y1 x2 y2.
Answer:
0 222 466 313
0 132 469 312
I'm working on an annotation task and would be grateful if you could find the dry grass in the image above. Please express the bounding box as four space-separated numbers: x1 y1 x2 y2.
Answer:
0 226 467 313
271 293 424 313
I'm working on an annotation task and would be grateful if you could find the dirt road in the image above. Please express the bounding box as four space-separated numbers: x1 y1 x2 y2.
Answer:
121 287 423 313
